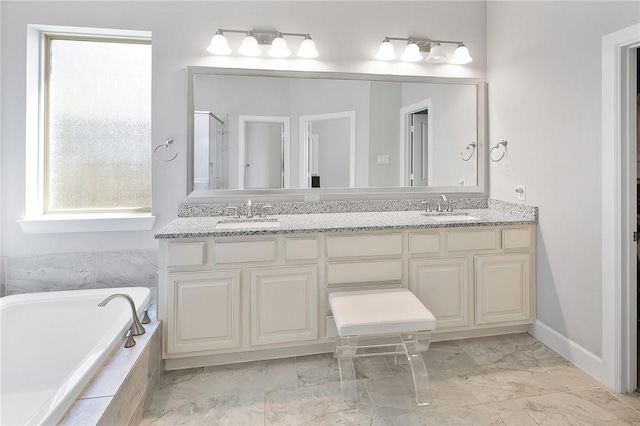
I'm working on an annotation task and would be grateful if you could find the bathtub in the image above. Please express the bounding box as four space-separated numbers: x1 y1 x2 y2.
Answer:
0 287 151 426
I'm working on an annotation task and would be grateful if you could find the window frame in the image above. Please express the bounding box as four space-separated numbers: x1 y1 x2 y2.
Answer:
19 25 155 234
42 33 152 215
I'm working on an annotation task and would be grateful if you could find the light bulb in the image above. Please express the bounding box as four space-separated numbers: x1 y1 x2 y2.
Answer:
450 43 473 64
425 42 447 63
401 43 422 62
268 35 291 58
238 33 261 57
297 37 319 58
207 32 231 55
375 39 396 61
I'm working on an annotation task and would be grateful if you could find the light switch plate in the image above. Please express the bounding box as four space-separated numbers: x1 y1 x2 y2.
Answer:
515 185 526 201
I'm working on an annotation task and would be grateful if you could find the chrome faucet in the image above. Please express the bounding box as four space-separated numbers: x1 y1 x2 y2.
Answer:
246 199 253 218
438 195 453 213
98 294 146 348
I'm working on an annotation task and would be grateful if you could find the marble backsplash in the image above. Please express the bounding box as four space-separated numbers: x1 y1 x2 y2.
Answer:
1 250 158 298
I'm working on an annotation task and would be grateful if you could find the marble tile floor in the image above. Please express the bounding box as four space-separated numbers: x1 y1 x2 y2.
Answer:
140 333 640 425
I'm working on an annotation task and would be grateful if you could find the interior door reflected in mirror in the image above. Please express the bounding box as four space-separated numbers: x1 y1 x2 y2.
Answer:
239 116 290 189
300 111 356 188
187 68 486 196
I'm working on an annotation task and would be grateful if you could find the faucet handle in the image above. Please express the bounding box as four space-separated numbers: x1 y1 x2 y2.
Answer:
261 204 273 218
447 199 454 212
420 201 432 213
227 205 240 218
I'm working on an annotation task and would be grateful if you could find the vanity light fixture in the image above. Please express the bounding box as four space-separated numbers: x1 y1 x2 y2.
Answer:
207 28 319 58
376 36 473 65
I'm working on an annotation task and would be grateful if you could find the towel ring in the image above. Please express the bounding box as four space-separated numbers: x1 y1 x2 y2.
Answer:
153 138 178 163
490 139 508 162
461 142 477 161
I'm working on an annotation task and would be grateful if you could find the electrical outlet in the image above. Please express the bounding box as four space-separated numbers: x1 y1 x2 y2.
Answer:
377 154 390 164
515 185 526 201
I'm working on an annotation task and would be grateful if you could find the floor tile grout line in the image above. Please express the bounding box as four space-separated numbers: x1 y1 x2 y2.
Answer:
605 388 640 415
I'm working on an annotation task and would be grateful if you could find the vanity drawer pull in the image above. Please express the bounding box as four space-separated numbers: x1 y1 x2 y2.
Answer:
326 234 402 258
214 240 277 264
167 242 206 267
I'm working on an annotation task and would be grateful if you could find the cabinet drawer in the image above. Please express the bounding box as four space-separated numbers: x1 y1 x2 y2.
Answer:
502 228 532 249
326 233 402 258
446 230 497 252
285 238 319 261
409 232 440 255
214 240 277 264
327 259 403 285
167 242 206 267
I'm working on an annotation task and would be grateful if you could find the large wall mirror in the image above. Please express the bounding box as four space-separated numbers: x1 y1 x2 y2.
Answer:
186 67 486 197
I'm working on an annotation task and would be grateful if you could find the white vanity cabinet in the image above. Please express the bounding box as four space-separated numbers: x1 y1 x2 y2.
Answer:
158 224 535 368
166 269 241 354
250 265 318 346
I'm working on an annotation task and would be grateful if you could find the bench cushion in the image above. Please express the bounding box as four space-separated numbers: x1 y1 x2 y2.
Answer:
329 288 437 337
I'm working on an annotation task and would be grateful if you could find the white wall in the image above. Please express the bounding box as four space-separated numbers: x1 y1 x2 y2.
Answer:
487 1 640 357
1 1 487 254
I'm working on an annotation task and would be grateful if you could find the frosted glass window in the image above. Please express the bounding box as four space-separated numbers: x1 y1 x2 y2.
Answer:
45 37 151 213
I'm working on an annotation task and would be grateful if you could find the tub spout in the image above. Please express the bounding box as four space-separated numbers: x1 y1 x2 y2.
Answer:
98 293 146 337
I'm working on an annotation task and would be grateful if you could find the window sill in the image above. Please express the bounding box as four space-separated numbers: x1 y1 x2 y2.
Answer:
17 213 156 234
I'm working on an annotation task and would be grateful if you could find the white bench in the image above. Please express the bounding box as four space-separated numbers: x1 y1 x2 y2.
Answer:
329 288 437 408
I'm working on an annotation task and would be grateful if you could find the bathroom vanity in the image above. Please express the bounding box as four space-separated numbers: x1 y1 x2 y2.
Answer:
155 204 536 370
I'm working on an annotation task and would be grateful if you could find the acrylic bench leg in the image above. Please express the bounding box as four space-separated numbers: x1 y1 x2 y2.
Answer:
402 333 432 406
335 335 358 408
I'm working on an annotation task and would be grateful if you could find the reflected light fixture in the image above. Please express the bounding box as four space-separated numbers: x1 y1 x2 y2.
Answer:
376 36 472 65
207 28 319 59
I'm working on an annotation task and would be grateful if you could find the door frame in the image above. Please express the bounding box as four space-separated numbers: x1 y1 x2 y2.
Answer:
238 115 290 189
602 23 640 393
298 111 356 188
400 99 433 186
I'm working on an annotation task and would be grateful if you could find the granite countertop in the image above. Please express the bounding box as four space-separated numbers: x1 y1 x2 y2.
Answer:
154 208 536 239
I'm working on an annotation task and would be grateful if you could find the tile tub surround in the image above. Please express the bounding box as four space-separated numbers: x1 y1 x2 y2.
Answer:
155 206 537 239
5 249 158 296
141 333 640 425
62 312 162 425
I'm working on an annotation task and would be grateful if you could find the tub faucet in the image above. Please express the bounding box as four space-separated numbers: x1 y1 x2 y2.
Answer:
98 294 146 348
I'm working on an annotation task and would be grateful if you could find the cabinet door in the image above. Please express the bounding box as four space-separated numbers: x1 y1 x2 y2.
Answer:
475 254 531 325
250 266 318 346
166 270 241 354
409 257 468 329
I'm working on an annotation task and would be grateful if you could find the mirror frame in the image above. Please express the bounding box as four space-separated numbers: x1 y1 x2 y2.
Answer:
186 66 487 198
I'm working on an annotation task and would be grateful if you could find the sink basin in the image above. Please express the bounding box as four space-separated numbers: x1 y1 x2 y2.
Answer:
428 215 480 222
215 218 281 230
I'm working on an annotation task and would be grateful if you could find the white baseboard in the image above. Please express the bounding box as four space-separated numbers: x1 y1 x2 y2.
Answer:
528 320 606 385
